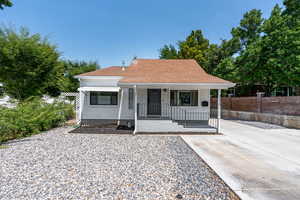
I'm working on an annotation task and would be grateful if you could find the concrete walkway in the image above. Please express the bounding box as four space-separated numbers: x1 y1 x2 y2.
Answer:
182 120 300 200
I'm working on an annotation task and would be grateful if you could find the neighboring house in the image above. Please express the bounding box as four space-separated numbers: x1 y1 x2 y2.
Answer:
75 59 235 133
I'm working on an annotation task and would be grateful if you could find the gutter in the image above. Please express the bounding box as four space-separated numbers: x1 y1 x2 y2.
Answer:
118 82 236 89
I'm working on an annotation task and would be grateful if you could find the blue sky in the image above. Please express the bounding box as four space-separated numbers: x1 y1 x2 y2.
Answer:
0 0 282 68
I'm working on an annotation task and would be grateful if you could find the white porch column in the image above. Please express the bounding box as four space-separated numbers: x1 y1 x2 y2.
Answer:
217 89 221 133
78 90 85 124
133 85 138 134
117 88 124 126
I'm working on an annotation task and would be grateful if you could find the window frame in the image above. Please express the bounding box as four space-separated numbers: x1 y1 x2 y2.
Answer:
170 90 198 106
179 91 192 106
90 91 118 106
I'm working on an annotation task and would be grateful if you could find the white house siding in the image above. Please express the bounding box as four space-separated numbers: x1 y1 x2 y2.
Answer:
167 89 210 120
199 89 210 113
136 88 147 117
81 92 119 119
80 77 121 120
119 88 134 120
137 88 147 105
79 77 122 87
79 76 211 121
161 89 170 117
135 88 210 120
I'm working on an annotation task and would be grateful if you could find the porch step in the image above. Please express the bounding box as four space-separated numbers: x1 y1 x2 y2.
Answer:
136 120 216 133
175 121 211 128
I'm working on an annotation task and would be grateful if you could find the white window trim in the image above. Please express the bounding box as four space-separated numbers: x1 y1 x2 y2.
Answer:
88 92 119 107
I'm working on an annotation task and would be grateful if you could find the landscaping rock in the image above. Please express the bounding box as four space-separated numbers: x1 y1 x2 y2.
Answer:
0 127 239 200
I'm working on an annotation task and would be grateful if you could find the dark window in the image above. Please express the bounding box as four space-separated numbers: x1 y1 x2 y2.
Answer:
191 90 198 106
128 88 134 109
170 90 198 106
180 92 191 106
90 92 118 105
170 90 178 106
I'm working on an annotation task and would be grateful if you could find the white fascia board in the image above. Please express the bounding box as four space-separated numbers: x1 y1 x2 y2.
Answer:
74 75 123 80
78 86 120 92
118 82 236 89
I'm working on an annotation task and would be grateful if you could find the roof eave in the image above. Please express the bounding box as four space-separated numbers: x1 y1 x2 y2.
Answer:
118 82 236 89
74 75 123 80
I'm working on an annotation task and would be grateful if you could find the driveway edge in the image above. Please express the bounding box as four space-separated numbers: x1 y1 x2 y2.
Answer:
180 135 249 200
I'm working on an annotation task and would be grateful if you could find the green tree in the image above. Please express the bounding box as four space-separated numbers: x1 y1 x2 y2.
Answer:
178 30 210 67
60 60 99 92
159 44 178 59
232 9 264 92
264 4 300 94
159 30 210 71
0 27 63 100
283 0 300 19
0 0 12 9
203 44 219 74
237 4 300 96
231 9 264 51
204 38 240 76
158 2 300 97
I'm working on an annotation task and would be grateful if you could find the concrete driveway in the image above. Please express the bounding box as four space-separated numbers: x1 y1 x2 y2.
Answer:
182 120 300 200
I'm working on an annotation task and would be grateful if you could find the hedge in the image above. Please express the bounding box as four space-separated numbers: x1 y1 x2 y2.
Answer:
0 97 74 143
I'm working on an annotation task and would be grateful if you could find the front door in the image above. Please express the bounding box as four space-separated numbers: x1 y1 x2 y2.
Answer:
147 89 161 115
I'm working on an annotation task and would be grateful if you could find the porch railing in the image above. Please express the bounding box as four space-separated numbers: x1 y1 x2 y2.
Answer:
137 103 217 128
209 109 218 129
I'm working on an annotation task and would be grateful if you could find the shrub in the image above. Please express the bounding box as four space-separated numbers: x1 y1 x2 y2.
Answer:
0 97 74 143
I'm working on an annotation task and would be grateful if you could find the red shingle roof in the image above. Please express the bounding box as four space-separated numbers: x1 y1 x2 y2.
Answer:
77 59 233 84
78 66 126 76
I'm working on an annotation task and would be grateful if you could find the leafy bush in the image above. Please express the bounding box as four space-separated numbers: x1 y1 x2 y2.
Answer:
0 27 63 100
0 97 74 143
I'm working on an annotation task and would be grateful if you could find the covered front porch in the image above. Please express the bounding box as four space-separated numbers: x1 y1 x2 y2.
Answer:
77 86 222 134
118 85 222 134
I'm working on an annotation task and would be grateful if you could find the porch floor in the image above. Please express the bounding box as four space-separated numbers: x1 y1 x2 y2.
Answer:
136 120 217 133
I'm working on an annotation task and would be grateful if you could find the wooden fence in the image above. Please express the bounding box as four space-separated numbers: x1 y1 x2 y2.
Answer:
211 95 300 116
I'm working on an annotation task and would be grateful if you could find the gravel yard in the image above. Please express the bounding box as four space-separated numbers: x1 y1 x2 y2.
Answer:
0 127 239 200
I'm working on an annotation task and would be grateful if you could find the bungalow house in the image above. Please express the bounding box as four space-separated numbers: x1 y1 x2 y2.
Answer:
75 59 235 134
